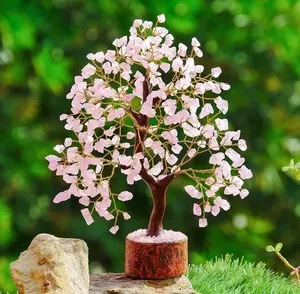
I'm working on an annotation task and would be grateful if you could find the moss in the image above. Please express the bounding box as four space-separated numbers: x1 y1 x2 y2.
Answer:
188 255 300 294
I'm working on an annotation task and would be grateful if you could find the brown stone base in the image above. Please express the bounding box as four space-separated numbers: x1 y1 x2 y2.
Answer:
125 232 188 279
90 273 199 294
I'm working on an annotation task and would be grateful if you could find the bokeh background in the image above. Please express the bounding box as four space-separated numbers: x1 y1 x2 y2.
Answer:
1 0 300 291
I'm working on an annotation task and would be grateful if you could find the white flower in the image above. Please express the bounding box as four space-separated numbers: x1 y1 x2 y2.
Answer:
240 189 249 199
239 165 253 179
118 191 133 201
81 208 94 225
123 212 131 220
64 138 72 147
109 225 119 234
211 67 222 78
209 153 225 165
215 96 228 114
157 14 166 23
187 148 196 158
191 37 200 47
185 185 203 199
193 204 202 216
238 139 247 151
220 83 230 90
54 144 65 153
133 19 142 28
211 206 220 216
199 103 214 119
199 218 208 227
215 118 228 131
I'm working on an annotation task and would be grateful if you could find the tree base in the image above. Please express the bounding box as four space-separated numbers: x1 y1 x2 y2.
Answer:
125 229 188 279
90 273 199 293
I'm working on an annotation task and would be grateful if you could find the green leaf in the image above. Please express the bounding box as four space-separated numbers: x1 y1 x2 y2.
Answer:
294 162 300 169
275 243 283 252
282 166 290 172
0 12 36 50
289 159 295 167
0 257 17 292
0 199 14 247
33 45 71 94
266 245 275 252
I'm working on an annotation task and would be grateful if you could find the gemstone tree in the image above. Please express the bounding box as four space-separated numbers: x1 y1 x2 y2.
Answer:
46 14 253 238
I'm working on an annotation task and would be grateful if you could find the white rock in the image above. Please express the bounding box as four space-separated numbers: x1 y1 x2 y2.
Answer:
10 233 89 294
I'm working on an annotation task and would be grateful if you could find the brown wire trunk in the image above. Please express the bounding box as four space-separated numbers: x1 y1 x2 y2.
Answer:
146 184 169 237
124 76 188 279
129 75 175 237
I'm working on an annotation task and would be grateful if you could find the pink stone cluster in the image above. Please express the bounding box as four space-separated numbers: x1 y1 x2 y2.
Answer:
46 14 252 233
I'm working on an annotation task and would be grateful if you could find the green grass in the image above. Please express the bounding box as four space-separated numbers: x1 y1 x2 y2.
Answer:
188 255 300 294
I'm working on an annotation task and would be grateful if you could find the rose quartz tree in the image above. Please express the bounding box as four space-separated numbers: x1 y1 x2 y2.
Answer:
46 14 252 240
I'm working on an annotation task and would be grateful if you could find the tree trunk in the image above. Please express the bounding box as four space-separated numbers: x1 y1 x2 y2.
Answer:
146 184 169 237
130 76 175 237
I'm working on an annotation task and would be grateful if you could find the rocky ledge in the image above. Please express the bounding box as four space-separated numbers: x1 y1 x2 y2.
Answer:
90 273 199 294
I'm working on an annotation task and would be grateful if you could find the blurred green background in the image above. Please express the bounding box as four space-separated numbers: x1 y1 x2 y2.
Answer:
1 0 300 291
